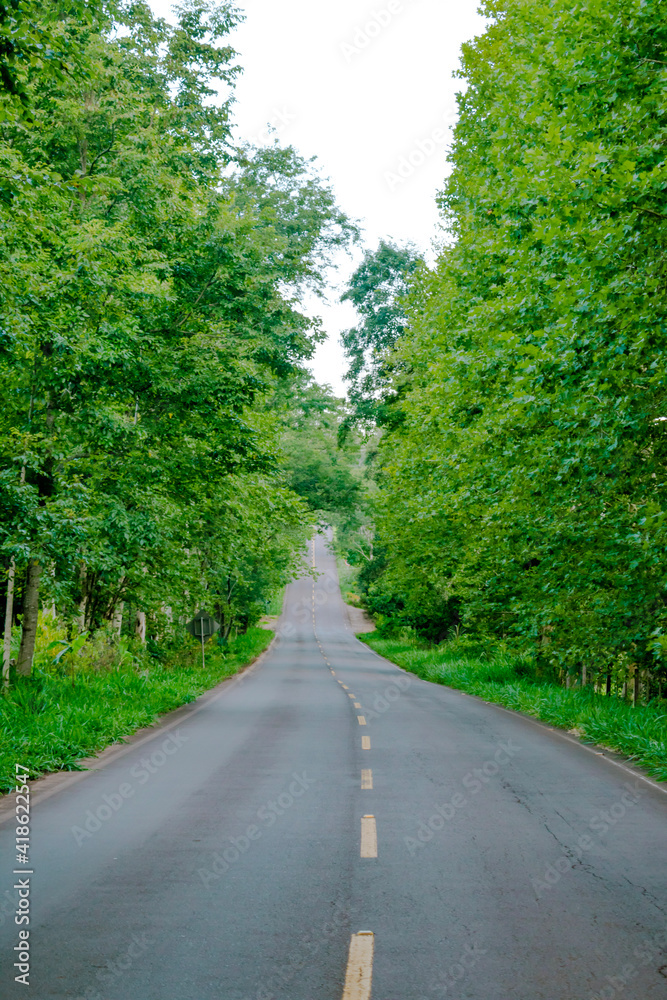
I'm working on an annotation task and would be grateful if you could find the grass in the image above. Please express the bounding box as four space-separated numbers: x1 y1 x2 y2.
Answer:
362 633 667 782
0 626 272 794
264 587 286 617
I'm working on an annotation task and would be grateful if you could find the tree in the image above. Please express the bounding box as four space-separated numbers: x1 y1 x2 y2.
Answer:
339 239 421 437
366 0 667 690
280 380 363 518
0 0 356 676
0 0 95 116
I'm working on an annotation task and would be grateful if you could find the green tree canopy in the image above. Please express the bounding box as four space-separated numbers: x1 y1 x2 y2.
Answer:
0 0 356 676
340 239 421 437
365 0 667 683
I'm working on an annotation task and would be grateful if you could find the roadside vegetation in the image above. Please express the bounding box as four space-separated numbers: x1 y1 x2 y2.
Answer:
362 630 667 782
337 2 667 725
0 0 367 786
335 4 667 783
0 0 359 685
335 555 363 609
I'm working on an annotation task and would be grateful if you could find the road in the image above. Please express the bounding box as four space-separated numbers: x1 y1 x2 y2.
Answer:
1 533 666 999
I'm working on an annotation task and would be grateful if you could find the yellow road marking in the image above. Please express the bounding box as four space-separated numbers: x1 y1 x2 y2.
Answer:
354 702 361 709
342 932 374 1000
360 816 377 858
357 715 366 725
342 685 349 690
348 693 355 699
362 736 371 750
361 769 373 789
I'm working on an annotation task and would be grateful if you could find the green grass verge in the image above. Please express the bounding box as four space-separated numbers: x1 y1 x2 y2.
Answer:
264 587 286 617
0 626 272 794
362 633 667 782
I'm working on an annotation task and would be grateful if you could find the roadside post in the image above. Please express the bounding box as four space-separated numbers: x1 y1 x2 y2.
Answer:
186 610 220 668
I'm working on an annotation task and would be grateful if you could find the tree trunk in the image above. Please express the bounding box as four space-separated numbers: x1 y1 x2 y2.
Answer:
633 667 640 707
16 560 42 676
2 558 16 685
135 610 146 643
4 465 26 685
581 663 587 687
76 563 87 633
606 669 612 697
113 602 124 636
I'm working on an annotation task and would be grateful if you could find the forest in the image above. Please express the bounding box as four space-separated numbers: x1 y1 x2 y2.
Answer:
0 0 366 786
340 0 667 712
0 0 360 664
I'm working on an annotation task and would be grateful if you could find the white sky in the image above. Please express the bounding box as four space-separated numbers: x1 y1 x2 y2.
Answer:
149 0 487 395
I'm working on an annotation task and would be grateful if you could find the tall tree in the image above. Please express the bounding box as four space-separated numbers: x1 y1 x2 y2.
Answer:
366 0 667 683
0 0 356 674
339 239 421 437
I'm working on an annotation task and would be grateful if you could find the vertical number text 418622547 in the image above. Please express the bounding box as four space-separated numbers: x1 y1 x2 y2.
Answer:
12 763 32 986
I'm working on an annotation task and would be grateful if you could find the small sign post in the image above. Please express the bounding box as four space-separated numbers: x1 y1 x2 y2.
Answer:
186 610 220 668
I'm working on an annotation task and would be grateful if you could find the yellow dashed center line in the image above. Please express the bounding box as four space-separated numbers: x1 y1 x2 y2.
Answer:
311 539 377 990
360 816 377 858
342 932 374 1000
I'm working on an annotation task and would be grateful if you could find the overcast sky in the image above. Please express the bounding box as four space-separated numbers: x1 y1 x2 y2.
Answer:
148 0 487 395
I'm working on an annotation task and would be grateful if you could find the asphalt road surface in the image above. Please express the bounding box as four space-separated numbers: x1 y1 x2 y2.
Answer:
1 534 666 1000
